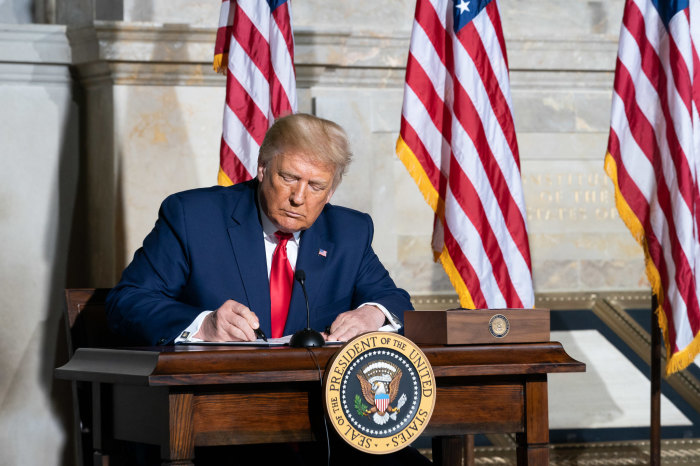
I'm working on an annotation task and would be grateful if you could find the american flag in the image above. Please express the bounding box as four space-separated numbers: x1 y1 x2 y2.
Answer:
214 0 297 186
605 0 700 375
396 0 534 309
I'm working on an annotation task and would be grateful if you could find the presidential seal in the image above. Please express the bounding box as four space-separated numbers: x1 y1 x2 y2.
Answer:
489 314 510 338
323 332 436 454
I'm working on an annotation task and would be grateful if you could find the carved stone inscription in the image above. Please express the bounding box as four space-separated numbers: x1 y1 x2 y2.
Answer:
522 162 622 233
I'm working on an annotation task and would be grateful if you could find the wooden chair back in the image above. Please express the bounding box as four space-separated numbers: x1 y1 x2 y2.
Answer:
64 288 118 466
64 288 120 355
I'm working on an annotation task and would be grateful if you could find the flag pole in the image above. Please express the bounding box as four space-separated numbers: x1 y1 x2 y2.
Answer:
650 292 660 466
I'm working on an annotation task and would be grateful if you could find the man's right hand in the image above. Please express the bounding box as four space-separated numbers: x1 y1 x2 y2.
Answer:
193 299 260 342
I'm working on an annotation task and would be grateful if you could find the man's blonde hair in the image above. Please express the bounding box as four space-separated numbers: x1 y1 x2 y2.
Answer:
258 113 353 188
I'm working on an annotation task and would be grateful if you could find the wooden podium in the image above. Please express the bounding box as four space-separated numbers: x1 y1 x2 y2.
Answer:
55 342 584 465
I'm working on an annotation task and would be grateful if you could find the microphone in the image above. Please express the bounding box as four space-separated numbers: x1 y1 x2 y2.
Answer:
289 269 325 348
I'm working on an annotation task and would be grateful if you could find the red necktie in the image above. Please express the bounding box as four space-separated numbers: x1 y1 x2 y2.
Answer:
270 231 294 338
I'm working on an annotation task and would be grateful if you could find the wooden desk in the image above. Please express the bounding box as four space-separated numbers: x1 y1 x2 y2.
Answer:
55 342 584 465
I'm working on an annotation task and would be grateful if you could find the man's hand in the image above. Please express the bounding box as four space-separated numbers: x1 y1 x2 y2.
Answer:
193 299 260 342
325 305 385 342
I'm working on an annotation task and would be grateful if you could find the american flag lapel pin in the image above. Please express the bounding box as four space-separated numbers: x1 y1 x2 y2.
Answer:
318 248 327 257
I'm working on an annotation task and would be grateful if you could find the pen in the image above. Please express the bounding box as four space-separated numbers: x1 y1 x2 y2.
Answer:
254 327 268 342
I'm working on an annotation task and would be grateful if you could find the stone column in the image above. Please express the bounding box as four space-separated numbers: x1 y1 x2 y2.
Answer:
0 22 79 466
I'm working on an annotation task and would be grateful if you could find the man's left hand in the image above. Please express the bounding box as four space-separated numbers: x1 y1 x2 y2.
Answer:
325 305 385 342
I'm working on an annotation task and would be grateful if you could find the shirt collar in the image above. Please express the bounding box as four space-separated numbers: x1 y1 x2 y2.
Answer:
259 206 301 244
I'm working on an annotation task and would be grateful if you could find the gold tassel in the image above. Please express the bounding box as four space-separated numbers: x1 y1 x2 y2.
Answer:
213 53 228 75
603 153 700 376
217 167 234 186
396 135 477 308
396 136 440 213
437 247 476 309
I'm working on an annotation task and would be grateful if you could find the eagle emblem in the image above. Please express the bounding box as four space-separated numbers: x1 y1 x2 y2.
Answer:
356 361 407 425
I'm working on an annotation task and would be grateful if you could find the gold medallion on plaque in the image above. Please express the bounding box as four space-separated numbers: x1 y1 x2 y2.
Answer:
323 332 436 454
488 314 510 338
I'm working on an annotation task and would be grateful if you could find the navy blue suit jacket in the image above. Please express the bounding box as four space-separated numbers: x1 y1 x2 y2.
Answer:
106 180 413 345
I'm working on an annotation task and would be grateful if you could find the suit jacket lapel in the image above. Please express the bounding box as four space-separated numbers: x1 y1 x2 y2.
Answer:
285 216 335 334
226 182 272 336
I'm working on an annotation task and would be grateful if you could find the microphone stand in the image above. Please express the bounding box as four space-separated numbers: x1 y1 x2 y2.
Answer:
289 269 325 348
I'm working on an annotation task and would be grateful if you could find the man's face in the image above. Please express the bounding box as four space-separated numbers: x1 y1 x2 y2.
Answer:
257 152 336 233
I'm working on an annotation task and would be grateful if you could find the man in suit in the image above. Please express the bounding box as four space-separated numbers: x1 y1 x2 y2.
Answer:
106 113 412 345
106 114 429 465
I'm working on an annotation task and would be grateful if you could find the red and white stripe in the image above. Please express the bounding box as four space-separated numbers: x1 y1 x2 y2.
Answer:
397 0 533 309
605 0 700 374
214 0 297 186
375 395 389 413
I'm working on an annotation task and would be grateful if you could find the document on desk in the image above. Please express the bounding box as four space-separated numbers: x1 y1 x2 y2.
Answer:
178 335 292 346
178 335 343 347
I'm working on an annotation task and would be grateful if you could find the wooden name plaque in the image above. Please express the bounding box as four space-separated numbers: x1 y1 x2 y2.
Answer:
404 308 550 345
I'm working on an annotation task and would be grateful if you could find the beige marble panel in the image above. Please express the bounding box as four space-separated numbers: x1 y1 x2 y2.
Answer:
500 0 624 38
513 89 614 134
532 259 582 292
312 91 399 270
294 0 415 33
312 93 374 212
518 132 610 161
92 24 216 65
514 91 578 133
123 0 219 26
573 91 615 132
530 233 642 262
114 84 223 265
295 31 409 71
580 259 649 290
394 162 435 237
395 234 455 294
507 37 617 71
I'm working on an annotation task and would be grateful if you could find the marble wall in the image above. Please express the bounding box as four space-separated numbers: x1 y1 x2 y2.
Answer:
0 21 78 466
0 0 655 464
